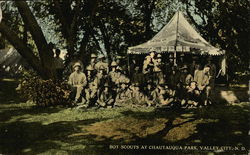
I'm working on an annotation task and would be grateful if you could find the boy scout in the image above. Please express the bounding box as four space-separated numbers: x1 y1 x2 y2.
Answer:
89 53 98 71
130 82 146 106
114 79 132 107
96 83 114 108
109 61 118 79
84 80 98 107
144 82 155 106
68 62 87 104
94 65 108 88
185 81 201 107
131 66 144 85
86 65 95 83
54 49 64 80
158 83 174 107
206 57 216 89
95 55 108 72
143 51 157 74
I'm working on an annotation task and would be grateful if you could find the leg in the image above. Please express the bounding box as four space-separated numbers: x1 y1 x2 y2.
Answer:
75 86 83 102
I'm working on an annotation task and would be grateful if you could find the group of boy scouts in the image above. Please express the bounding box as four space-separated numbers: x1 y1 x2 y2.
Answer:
61 49 216 109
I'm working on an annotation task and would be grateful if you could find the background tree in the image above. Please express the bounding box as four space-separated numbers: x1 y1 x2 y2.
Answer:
182 0 250 78
0 0 248 81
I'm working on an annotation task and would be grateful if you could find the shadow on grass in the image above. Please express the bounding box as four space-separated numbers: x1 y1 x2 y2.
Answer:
0 79 249 154
0 79 21 104
0 104 249 154
0 106 64 122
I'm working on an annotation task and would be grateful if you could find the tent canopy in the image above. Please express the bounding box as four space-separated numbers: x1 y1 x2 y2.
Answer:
0 47 27 76
128 11 224 56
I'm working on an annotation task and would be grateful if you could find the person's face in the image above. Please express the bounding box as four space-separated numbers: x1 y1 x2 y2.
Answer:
87 70 91 75
91 58 96 62
183 69 188 73
147 84 151 90
121 83 126 89
150 52 155 57
204 67 210 73
74 66 80 72
158 58 162 63
190 82 196 89
104 87 108 92
99 70 104 74
135 86 139 91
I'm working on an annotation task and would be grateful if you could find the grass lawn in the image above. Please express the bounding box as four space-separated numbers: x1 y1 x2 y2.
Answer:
0 79 249 155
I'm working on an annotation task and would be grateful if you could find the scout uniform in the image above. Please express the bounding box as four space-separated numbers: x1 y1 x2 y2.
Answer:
84 80 98 107
144 82 156 106
86 65 95 83
130 82 146 106
94 65 108 88
89 53 98 71
96 83 114 107
158 84 174 106
165 54 174 75
109 61 118 79
95 55 108 72
206 57 216 89
179 65 193 86
185 81 201 107
114 79 132 107
194 66 211 105
54 49 64 80
131 67 144 86
68 62 87 103
116 55 127 74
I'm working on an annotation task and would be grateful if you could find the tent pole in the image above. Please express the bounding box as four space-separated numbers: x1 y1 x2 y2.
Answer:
174 52 177 66
128 54 130 76
174 11 180 66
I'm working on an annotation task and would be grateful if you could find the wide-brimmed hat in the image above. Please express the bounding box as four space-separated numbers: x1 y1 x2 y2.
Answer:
99 65 106 70
157 54 162 58
99 55 105 59
111 61 118 67
117 56 123 59
104 83 109 87
86 65 94 71
180 64 188 70
73 62 82 68
91 54 97 58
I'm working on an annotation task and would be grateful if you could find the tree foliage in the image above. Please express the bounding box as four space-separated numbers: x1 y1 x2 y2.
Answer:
182 0 250 73
0 0 248 80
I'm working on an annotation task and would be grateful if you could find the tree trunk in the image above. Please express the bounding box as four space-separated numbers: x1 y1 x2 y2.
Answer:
99 21 112 64
0 22 47 78
15 1 56 79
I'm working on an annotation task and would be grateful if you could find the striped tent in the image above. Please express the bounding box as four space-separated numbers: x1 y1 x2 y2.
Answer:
128 11 225 56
